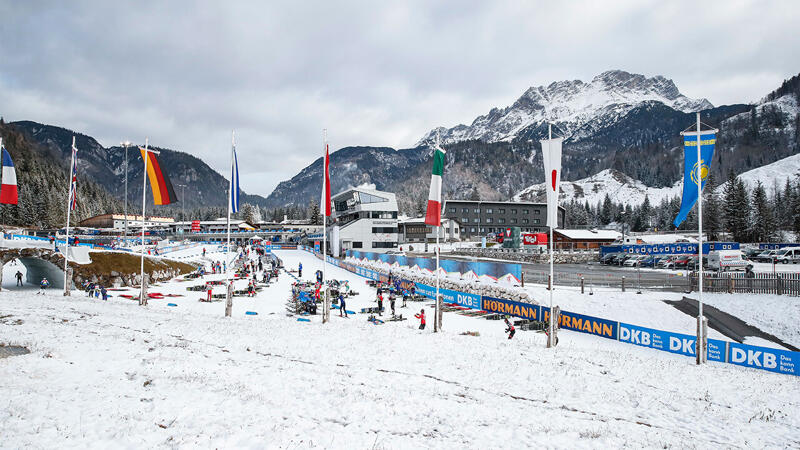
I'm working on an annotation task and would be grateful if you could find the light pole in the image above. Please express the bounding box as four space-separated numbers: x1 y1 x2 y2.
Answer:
176 183 187 230
121 141 131 245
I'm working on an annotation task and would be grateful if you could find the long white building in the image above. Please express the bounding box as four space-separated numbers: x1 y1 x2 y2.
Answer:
330 187 399 253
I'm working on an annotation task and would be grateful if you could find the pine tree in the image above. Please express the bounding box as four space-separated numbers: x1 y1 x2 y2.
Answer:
308 199 321 225
703 174 721 241
599 194 612 225
751 181 776 242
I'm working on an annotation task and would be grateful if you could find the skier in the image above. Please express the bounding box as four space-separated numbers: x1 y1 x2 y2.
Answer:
206 283 213 302
376 291 384 316
202 247 206 257
339 293 347 318
504 318 516 340
100 285 108 301
298 262 302 278
15 270 23 286
389 291 396 316
415 309 426 330
38 277 49 295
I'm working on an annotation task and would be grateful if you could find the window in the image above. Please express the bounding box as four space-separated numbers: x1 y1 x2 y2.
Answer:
499 218 506 224
535 210 541 215
470 227 476 232
372 227 399 233
534 219 540 224
523 209 529 214
486 218 493 223
448 207 456 213
462 208 468 213
371 211 397 219
473 218 479 223
511 209 517 214
474 208 480 213
486 208 493 214
499 208 505 214
352 241 363 248
510 218 517 224
522 219 529 224
359 192 388 204
480 228 485 233
372 241 397 248
462 217 469 223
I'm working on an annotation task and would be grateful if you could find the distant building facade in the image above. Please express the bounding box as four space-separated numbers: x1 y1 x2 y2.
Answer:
442 200 566 239
398 218 460 244
78 214 174 230
330 187 399 252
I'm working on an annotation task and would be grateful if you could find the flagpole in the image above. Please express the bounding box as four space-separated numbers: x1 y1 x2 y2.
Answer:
547 123 555 348
225 130 234 318
435 225 440 332
63 137 76 296
140 138 149 306
696 112 706 364
322 129 329 324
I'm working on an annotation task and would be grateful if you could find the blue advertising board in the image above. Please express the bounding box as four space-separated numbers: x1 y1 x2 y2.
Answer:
482 297 541 320
346 250 521 281
601 242 739 256
618 323 726 362
758 242 800 250
543 308 619 340
728 342 799 376
412 283 482 310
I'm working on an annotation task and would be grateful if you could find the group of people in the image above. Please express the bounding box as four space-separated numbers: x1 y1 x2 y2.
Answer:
209 260 225 274
82 281 109 300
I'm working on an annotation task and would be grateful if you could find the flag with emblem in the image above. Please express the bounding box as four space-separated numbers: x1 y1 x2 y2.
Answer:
674 129 716 227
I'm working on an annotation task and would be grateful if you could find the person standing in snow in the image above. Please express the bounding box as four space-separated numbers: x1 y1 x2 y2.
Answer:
15 271 23 286
298 262 302 278
504 318 516 340
206 282 213 302
101 285 108 301
389 291 396 316
415 309 426 330
38 277 49 295
339 293 347 318
376 290 384 316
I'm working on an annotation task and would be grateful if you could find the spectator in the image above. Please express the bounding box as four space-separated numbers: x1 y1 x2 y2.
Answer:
415 309 426 330
15 270 23 286
376 291 384 316
339 293 347 318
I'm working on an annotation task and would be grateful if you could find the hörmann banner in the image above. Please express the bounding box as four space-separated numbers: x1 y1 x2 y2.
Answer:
482 297 541 321
542 307 618 340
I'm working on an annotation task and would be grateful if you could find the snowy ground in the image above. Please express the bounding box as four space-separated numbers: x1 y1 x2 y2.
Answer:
1 249 799 448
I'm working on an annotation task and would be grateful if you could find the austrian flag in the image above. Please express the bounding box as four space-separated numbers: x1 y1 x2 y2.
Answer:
424 145 446 226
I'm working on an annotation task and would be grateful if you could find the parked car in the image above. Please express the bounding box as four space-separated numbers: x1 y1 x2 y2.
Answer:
674 256 692 269
754 250 780 263
658 255 678 269
623 255 646 267
616 254 633 266
640 256 657 268
742 248 762 261
600 253 618 265
773 247 800 264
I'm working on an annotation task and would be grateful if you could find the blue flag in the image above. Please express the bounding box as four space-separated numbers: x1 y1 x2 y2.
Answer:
673 132 715 227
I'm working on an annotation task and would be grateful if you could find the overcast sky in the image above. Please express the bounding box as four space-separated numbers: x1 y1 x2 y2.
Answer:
1 1 798 196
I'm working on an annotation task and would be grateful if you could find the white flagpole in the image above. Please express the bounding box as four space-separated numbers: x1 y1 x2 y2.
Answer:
548 123 555 348
435 225 440 332
63 137 76 296
322 129 329 324
696 112 706 364
139 138 150 306
225 131 234 317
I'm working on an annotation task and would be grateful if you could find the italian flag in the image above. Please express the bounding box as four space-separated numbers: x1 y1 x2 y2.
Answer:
424 145 446 226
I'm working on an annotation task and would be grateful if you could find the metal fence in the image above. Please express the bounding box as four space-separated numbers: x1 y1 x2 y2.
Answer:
693 272 800 296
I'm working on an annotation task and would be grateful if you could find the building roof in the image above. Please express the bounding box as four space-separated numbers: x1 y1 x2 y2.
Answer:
555 229 621 240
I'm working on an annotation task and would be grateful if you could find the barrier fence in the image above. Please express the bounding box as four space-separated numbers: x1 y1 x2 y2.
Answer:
694 272 800 296
297 246 799 376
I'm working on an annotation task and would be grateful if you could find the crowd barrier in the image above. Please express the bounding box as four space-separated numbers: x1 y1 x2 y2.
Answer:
299 246 798 376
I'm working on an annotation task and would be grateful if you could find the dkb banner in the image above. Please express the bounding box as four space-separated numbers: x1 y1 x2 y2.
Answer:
618 323 726 362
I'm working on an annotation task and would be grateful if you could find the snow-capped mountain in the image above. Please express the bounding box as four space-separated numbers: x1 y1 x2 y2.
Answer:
721 151 800 193
514 168 681 207
418 70 713 146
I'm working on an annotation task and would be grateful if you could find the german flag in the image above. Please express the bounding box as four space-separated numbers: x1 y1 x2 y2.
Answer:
140 148 177 205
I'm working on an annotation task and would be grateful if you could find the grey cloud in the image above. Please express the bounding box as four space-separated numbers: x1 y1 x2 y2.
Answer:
1 0 798 196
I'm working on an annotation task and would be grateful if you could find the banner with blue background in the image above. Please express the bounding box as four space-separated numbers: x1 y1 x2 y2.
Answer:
674 131 715 227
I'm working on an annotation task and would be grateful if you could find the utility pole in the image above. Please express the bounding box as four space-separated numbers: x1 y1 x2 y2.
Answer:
176 184 187 226
121 141 131 245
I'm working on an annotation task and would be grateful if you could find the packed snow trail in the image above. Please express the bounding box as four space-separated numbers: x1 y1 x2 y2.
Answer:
1 249 798 448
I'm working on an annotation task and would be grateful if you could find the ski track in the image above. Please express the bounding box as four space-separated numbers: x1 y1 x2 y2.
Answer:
1 249 798 449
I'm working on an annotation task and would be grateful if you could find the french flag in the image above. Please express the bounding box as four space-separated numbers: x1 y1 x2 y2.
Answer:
0 147 18 205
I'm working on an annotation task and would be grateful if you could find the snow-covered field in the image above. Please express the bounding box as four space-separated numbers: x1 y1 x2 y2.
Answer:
1 249 799 448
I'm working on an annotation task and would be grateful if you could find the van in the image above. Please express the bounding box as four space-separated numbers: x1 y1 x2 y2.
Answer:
774 247 800 264
708 250 747 271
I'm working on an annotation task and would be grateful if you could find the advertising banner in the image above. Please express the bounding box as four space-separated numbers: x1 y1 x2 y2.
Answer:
412 282 482 310
522 233 548 246
543 307 618 340
728 342 799 376
618 323 726 362
482 297 541 320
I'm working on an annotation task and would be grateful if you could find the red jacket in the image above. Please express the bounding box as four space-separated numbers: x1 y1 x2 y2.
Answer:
415 311 426 325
